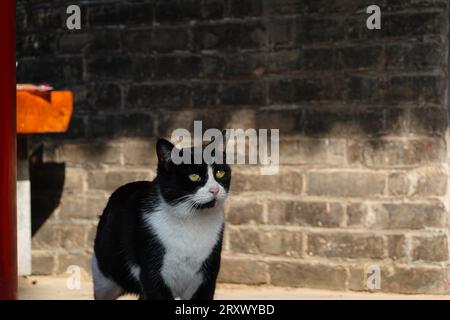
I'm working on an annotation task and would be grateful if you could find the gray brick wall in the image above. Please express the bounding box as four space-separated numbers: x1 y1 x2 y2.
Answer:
17 0 450 294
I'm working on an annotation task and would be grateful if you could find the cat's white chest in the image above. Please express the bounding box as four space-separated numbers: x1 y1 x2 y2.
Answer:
145 204 224 299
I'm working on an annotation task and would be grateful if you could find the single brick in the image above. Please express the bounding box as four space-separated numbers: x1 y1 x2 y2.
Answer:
32 251 56 275
154 55 202 79
381 265 449 294
306 171 385 197
411 234 449 262
388 167 448 197
127 84 190 109
193 22 267 51
87 55 155 81
228 228 303 257
225 201 264 225
347 265 366 291
269 76 339 103
123 27 189 53
367 202 447 230
338 46 383 70
278 138 346 165
267 201 345 228
385 42 446 70
218 257 268 285
384 75 445 105
231 169 302 194
348 139 446 168
307 232 385 259
269 261 347 290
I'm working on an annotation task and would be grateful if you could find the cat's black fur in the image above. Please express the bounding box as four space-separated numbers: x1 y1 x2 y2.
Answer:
93 137 231 300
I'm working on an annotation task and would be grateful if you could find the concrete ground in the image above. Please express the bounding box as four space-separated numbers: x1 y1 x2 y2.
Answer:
18 276 450 300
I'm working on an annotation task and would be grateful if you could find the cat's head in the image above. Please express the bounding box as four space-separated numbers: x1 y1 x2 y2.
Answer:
155 134 231 213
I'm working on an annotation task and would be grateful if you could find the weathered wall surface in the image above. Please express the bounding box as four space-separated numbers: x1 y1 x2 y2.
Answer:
17 0 450 294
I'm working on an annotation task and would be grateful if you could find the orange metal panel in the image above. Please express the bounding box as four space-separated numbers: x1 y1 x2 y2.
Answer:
16 90 73 134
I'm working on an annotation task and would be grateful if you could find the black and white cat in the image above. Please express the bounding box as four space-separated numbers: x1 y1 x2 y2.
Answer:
92 136 231 300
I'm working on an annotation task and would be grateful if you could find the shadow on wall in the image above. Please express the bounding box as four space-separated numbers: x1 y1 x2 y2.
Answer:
30 145 65 236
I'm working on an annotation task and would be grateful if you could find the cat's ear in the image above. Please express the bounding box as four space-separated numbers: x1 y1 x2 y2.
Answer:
156 138 174 164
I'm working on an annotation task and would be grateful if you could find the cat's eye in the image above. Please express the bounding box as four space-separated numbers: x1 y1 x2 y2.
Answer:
188 173 201 182
215 170 226 179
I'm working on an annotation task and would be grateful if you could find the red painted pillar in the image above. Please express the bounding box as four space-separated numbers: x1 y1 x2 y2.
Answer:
0 0 18 300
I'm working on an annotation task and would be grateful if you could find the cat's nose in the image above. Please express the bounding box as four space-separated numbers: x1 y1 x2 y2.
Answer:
209 187 219 197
